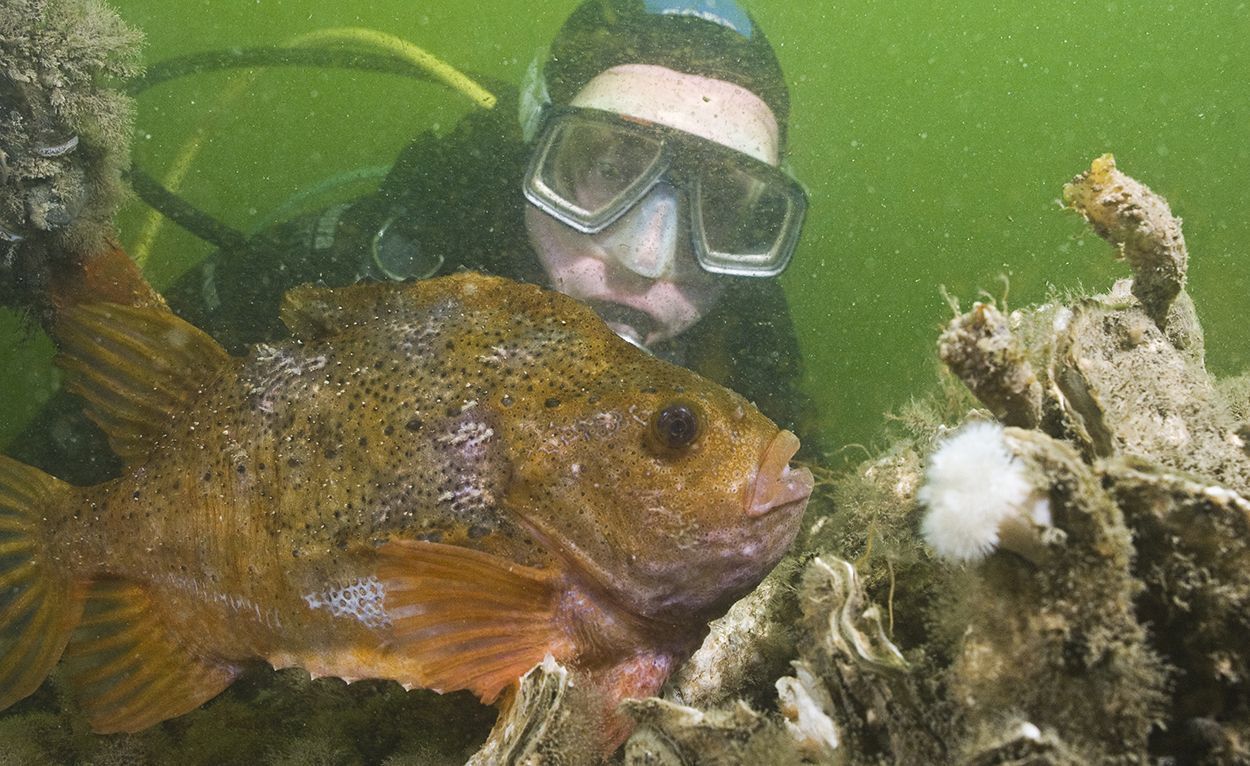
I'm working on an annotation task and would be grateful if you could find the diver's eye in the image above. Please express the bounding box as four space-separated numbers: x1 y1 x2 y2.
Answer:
650 401 701 452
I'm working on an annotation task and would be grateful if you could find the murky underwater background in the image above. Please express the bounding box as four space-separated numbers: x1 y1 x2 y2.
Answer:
2 0 1248 455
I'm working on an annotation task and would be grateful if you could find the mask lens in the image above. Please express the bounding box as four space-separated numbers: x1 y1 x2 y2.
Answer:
695 163 804 276
531 117 665 230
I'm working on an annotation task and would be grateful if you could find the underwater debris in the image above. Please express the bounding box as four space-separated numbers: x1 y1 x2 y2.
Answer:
1063 153 1187 329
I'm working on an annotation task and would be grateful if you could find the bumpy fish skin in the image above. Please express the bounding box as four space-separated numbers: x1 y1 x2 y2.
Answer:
0 273 811 740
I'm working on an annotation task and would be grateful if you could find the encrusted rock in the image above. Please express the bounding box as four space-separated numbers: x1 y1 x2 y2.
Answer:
0 0 144 321
468 657 603 766
1101 458 1250 760
664 559 799 710
622 697 797 766
941 428 1169 764
1045 293 1250 493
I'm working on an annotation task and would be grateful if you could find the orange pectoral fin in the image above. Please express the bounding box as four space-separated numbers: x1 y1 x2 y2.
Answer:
378 540 574 704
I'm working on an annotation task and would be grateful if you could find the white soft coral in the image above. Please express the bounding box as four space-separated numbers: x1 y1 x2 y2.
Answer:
919 421 1050 563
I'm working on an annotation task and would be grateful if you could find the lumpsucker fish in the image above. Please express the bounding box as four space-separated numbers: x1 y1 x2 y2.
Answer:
0 272 812 747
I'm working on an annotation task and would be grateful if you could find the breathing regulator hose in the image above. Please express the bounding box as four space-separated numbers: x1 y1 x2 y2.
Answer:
126 28 496 262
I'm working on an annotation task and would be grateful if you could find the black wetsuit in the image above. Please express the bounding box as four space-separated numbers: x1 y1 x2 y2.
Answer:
10 89 818 483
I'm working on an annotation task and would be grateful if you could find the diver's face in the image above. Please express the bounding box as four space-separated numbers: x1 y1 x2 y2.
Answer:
525 64 781 348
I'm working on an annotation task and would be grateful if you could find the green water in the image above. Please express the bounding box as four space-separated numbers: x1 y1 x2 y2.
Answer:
2 0 1248 454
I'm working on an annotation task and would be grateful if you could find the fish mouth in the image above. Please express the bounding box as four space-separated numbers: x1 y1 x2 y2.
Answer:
747 430 814 518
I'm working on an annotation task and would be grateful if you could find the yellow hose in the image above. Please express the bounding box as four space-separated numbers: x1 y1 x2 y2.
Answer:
289 27 496 110
131 28 495 267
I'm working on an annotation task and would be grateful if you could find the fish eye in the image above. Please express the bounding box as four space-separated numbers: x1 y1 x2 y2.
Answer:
649 401 701 452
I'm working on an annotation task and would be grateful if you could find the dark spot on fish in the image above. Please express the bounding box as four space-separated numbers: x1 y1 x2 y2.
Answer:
384 424 395 436
405 418 423 432
236 464 246 474
417 531 443 543
324 447 337 459
501 394 514 407
468 524 491 539
287 457 302 468
132 490 141 500
358 436 368 447
202 471 212 482
544 397 560 408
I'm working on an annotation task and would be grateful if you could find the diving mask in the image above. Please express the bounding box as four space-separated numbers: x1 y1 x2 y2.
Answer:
523 107 806 278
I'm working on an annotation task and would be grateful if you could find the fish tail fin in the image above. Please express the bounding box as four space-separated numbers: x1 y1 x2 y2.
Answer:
0 455 86 710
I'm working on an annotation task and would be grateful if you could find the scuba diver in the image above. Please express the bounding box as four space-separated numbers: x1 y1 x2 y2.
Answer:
169 0 812 422
13 0 820 481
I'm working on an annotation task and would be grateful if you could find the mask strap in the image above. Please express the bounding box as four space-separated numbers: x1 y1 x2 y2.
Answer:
519 46 552 143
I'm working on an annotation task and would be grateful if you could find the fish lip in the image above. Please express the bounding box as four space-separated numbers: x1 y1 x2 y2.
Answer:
747 430 813 518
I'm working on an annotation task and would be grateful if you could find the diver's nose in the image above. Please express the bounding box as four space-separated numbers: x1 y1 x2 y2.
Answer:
600 182 680 279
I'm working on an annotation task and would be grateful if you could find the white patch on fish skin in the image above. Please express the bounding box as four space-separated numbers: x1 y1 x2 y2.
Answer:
477 324 576 369
449 480 493 516
303 576 391 629
246 345 328 414
437 420 494 450
395 311 448 355
479 344 513 365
